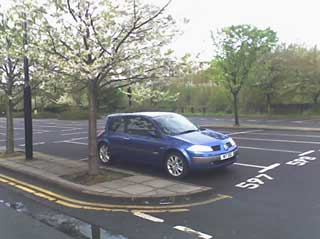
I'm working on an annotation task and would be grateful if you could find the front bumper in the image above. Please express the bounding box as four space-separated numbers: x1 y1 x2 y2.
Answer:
189 148 239 169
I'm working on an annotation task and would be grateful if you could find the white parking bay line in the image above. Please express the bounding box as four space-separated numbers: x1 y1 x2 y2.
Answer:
69 137 87 141
234 137 320 145
239 146 302 154
299 150 315 156
258 163 281 173
228 130 263 136
19 142 45 147
292 121 303 123
249 132 320 139
174 226 212 239
61 128 82 132
234 162 266 169
133 212 164 223
64 141 87 145
62 132 87 136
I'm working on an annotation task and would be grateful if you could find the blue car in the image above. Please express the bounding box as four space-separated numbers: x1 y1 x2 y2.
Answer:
97 112 239 178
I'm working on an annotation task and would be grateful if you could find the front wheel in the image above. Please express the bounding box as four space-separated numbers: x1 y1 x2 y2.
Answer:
98 142 113 165
165 152 189 178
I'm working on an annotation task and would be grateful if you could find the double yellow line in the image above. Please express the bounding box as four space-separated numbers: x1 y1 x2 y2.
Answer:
0 173 232 213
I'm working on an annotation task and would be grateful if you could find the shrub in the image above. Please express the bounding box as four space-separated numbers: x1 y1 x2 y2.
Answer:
33 111 58 119
44 103 70 113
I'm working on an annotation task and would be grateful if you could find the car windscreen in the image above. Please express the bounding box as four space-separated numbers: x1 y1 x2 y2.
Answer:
154 114 198 135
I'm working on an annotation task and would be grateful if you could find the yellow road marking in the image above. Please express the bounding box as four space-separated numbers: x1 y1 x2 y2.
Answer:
0 173 232 212
14 185 36 194
33 192 57 201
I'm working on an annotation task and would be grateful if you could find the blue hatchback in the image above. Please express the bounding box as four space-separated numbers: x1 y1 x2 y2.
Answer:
97 112 239 178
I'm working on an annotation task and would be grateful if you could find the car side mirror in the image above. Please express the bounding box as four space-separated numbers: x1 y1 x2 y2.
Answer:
199 127 207 131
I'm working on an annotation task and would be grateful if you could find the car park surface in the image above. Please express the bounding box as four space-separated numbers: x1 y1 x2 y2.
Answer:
0 117 320 239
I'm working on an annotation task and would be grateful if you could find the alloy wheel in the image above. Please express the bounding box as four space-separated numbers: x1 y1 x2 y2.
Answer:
167 155 184 177
99 144 111 164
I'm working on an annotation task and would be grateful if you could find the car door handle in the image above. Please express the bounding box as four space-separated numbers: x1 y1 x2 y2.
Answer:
122 137 130 140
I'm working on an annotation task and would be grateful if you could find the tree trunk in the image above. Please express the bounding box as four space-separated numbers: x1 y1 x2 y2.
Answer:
232 93 240 126
266 93 271 114
313 93 320 105
6 95 14 154
88 79 98 175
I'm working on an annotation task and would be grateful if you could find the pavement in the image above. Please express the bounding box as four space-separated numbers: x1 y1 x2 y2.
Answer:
0 151 211 205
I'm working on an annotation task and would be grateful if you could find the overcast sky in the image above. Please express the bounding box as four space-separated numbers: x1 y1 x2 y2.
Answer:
2 0 319 61
145 0 320 61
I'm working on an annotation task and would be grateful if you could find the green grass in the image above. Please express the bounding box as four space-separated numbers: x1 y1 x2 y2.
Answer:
61 169 131 186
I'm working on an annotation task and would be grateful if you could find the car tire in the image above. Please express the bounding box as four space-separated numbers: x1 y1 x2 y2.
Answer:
98 142 113 165
165 151 189 178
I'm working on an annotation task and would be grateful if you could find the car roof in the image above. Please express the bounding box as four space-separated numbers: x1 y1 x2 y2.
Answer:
107 112 178 118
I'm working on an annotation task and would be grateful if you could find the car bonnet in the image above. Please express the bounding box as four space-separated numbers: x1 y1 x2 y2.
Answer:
171 129 228 145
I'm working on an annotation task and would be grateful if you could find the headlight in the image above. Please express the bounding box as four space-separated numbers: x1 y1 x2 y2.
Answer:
229 138 236 146
187 145 213 152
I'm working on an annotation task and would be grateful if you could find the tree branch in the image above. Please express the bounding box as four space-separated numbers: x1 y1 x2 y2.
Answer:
67 0 78 22
135 0 171 29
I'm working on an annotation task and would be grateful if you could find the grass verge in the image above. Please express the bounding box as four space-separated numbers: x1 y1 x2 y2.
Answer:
61 169 131 186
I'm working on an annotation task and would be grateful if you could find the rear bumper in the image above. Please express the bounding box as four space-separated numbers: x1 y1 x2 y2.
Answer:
189 149 239 170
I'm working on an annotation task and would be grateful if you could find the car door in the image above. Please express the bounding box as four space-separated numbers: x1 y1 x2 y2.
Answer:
125 116 165 164
107 116 131 158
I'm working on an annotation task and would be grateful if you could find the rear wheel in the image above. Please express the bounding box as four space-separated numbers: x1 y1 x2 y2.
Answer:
165 152 189 178
98 142 112 165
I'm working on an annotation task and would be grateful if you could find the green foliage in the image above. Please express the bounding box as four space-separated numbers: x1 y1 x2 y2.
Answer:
122 83 179 105
211 24 278 95
43 103 70 113
97 88 126 113
209 25 278 124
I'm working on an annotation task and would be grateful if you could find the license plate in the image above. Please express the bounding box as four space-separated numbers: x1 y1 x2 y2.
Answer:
220 151 234 160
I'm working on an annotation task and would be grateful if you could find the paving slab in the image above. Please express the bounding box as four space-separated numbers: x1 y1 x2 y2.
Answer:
142 179 176 188
166 184 203 193
118 184 154 195
94 179 135 189
125 175 155 183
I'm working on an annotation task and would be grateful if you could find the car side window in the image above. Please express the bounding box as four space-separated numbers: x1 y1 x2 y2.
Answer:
126 117 157 137
109 117 126 133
